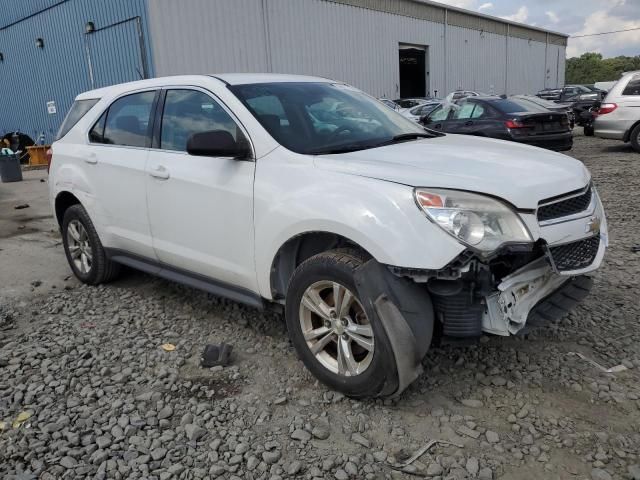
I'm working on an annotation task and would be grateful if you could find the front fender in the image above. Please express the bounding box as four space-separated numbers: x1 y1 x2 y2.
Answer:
253 151 465 299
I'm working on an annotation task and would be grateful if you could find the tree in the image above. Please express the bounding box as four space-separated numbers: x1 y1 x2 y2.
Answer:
566 53 640 84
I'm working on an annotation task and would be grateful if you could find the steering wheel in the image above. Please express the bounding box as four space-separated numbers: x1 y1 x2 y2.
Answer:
326 125 353 141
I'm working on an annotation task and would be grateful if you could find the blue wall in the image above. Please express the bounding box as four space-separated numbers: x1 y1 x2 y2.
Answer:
0 0 154 144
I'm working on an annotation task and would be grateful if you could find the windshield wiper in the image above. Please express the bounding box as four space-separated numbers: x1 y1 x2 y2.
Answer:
377 132 435 146
308 133 436 155
307 144 380 155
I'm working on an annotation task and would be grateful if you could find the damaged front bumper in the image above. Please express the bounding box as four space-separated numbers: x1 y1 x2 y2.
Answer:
484 192 608 336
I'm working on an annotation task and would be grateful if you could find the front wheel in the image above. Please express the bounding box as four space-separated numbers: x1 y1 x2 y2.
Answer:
285 250 397 398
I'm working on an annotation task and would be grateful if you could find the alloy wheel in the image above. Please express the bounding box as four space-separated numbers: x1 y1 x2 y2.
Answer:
67 219 93 274
299 280 374 376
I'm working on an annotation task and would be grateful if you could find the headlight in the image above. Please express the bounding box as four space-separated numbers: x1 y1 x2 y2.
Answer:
414 188 532 253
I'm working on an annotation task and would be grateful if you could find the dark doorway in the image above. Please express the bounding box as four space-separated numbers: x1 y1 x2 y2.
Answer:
399 44 428 98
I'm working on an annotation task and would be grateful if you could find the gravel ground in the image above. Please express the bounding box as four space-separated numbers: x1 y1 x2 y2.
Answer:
1 132 639 480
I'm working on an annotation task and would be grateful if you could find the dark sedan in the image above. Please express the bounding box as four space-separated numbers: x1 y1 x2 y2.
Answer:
420 97 573 151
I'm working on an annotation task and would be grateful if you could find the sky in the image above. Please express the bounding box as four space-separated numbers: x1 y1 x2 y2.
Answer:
432 0 640 58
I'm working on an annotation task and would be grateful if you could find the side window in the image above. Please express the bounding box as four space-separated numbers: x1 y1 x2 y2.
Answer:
102 91 156 147
160 89 241 152
622 75 640 96
89 111 107 143
427 106 449 122
452 102 475 120
470 104 486 119
57 98 99 140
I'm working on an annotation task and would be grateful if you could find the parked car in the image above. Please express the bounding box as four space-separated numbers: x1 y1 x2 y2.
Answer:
512 95 575 128
393 97 432 109
595 70 640 152
50 74 607 398
594 81 617 93
400 101 441 122
536 88 562 101
449 90 487 101
378 98 400 111
421 96 573 151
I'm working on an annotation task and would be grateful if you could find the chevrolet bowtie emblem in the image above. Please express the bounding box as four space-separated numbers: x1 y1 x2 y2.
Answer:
586 216 601 235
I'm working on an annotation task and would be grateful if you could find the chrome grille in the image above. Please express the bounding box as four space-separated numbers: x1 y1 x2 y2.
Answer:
548 236 600 272
537 186 592 222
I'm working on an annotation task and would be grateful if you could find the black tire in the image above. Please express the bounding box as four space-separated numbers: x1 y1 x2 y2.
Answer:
285 249 397 398
62 204 120 285
527 276 592 328
584 125 594 137
630 124 640 153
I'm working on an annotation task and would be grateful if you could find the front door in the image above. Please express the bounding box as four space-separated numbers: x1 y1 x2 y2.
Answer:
422 104 450 131
145 88 257 291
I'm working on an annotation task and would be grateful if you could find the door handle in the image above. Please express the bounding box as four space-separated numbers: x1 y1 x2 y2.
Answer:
84 153 97 164
149 165 170 180
434 123 442 129
465 121 474 126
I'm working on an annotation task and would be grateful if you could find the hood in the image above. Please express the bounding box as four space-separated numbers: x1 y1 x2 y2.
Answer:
314 134 590 209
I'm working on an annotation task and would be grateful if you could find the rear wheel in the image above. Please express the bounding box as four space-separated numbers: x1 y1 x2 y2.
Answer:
62 204 120 285
630 124 640 152
584 125 594 137
285 249 397 398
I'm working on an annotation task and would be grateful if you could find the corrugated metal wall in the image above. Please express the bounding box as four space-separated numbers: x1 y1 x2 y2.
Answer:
146 0 269 75
506 36 547 95
446 26 506 94
148 0 565 99
0 0 65 27
0 0 154 143
265 0 445 98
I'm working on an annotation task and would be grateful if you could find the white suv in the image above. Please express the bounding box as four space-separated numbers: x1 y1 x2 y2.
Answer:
50 74 608 398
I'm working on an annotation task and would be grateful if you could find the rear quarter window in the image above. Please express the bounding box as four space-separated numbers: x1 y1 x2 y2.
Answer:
622 75 640 96
56 99 100 140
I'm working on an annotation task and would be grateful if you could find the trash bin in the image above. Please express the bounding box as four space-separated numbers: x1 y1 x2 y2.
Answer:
0 154 23 182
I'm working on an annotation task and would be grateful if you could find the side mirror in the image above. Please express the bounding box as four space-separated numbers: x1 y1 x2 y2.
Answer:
186 130 251 159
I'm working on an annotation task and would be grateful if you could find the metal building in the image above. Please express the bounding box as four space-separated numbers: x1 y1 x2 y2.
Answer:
0 0 567 143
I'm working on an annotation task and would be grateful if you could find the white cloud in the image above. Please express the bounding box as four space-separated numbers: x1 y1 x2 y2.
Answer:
567 2 640 58
545 11 559 23
500 6 529 23
478 2 493 11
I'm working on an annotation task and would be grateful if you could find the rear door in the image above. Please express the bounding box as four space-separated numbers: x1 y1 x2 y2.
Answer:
86 89 157 258
145 87 257 291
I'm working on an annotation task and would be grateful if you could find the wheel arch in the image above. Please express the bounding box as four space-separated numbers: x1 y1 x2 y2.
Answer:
623 120 640 143
54 190 81 227
269 231 373 301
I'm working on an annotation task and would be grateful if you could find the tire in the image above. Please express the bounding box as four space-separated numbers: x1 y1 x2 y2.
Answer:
630 124 640 153
62 204 120 285
527 276 592 328
584 125 594 137
285 249 397 398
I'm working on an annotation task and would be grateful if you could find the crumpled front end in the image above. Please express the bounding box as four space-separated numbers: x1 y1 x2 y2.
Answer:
393 183 608 337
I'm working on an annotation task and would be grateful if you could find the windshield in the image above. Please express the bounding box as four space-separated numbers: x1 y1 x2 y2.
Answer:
230 82 427 154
